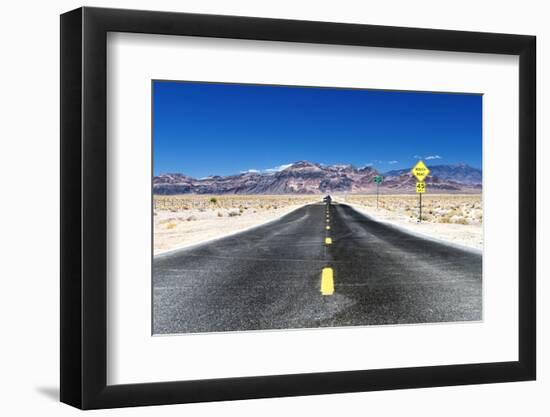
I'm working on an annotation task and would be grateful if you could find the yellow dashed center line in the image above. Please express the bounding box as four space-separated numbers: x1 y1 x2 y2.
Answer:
321 204 334 295
321 267 334 295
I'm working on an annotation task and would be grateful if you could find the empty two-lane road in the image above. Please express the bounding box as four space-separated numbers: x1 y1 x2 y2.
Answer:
153 203 482 334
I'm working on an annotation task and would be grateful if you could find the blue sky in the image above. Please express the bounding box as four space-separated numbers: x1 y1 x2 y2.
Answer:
153 81 482 178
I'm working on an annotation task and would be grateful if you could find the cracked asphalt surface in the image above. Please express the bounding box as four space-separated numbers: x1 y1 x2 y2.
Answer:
153 202 482 334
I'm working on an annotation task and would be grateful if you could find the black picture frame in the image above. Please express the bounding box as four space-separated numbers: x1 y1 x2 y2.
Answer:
60 6 536 410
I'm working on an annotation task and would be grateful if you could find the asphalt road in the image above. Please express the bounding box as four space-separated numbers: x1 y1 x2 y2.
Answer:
153 202 482 334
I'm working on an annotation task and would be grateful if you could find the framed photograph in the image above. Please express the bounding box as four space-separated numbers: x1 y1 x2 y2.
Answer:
60 7 536 409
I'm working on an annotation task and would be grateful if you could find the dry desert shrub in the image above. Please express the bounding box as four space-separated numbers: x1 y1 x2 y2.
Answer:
153 194 318 213
344 194 482 225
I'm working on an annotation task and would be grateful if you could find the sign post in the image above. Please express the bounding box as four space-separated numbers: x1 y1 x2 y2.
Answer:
411 161 430 223
415 181 426 222
373 175 383 208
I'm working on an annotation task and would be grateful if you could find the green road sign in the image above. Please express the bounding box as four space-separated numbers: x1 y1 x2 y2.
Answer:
374 175 383 184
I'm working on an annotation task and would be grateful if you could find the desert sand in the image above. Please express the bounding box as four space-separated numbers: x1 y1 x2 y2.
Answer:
154 195 318 254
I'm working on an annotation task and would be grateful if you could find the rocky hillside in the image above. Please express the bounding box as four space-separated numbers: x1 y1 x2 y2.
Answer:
385 163 482 185
153 161 482 195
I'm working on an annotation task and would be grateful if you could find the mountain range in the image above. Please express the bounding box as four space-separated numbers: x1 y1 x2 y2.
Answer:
153 161 482 195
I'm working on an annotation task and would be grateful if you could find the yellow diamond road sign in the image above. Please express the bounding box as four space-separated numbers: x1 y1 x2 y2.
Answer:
411 160 430 182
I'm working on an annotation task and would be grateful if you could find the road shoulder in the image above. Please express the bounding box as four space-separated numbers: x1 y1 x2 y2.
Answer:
342 202 483 254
